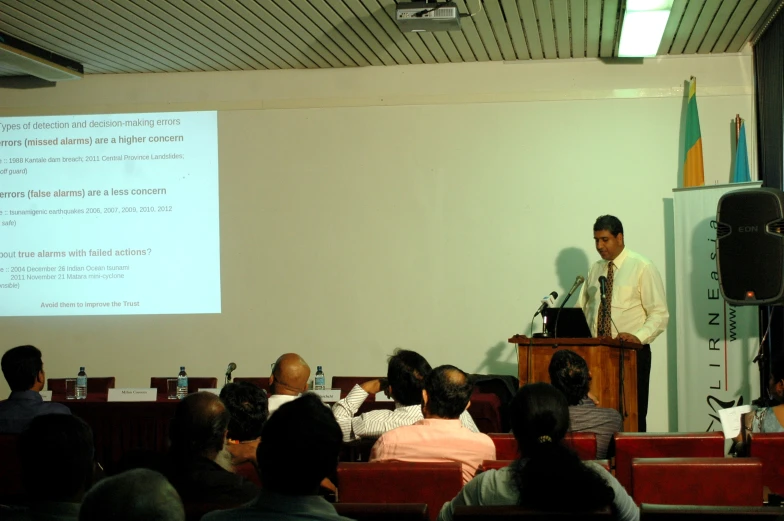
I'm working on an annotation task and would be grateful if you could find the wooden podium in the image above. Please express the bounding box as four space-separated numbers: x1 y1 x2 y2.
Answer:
509 335 640 432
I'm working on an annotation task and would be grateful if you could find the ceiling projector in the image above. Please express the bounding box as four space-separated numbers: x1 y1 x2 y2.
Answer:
394 2 461 32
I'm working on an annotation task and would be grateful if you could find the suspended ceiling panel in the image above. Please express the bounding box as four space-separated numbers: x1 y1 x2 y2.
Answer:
0 0 777 74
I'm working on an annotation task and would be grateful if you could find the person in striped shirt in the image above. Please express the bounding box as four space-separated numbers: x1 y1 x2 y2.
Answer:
548 349 622 459
331 349 478 441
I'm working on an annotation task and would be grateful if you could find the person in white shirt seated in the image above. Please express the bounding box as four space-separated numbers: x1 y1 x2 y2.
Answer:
438 383 639 521
331 349 478 442
267 353 310 415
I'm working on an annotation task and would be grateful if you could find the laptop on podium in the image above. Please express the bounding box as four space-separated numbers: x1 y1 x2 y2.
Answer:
543 307 592 338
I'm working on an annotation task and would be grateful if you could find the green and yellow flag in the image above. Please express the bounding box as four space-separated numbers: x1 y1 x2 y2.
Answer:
683 77 704 187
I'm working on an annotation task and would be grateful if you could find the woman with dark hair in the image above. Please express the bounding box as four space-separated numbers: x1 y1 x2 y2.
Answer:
437 383 638 521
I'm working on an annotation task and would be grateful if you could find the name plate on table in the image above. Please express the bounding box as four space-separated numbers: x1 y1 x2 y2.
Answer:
313 389 341 402
198 388 220 395
108 388 157 402
40 391 52 402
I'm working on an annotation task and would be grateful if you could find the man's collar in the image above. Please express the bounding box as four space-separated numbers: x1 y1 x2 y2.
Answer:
8 390 43 402
253 488 338 514
418 418 463 427
608 247 628 268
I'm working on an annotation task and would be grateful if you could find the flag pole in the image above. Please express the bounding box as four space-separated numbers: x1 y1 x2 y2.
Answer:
735 113 741 145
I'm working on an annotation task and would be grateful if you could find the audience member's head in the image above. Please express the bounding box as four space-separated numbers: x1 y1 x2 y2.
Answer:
169 392 230 460
509 383 613 511
1 344 45 392
548 350 591 406
769 350 784 405
258 393 342 495
270 353 310 396
79 469 184 521
422 365 473 419
387 349 432 406
20 414 95 503
219 382 268 441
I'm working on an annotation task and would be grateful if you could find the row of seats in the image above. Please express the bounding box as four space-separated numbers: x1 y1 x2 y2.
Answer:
335 458 767 520
453 504 784 520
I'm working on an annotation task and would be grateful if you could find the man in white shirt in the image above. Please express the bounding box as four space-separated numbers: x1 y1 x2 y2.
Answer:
267 353 310 415
331 349 479 441
577 215 668 432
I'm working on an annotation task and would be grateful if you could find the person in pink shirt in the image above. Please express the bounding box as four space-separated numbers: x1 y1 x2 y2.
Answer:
369 365 496 484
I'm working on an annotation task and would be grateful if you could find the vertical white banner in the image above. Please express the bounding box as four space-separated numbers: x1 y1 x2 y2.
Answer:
674 183 760 433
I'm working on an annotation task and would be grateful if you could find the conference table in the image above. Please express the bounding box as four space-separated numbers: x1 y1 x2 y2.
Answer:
54 391 502 470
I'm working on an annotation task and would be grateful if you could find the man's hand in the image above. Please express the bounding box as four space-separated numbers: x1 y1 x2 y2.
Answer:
587 392 600 405
360 379 383 395
618 332 641 344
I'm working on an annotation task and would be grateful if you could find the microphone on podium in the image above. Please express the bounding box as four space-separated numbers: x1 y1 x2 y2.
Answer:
225 362 237 385
559 275 585 308
552 275 585 342
534 291 558 316
599 276 608 301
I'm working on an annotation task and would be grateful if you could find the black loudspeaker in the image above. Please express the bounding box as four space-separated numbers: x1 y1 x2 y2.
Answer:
716 187 784 305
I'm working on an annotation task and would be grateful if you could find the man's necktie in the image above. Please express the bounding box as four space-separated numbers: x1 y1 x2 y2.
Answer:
598 262 615 337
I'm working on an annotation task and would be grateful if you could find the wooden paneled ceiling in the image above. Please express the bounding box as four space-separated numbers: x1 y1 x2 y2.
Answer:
0 0 778 75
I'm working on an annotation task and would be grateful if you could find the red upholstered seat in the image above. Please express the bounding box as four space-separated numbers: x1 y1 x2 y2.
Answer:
748 432 784 495
564 432 598 460
453 506 612 520
334 503 429 521
480 459 610 473
337 461 463 521
0 434 24 501
488 434 518 460
150 377 218 395
48 376 115 394
613 432 725 493
231 377 271 394
640 503 784 520
631 457 763 506
487 432 597 461
468 392 502 433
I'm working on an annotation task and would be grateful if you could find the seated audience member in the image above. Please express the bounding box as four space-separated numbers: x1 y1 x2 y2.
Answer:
747 350 784 433
548 350 623 459
0 345 70 434
164 392 258 509
203 393 351 521
219 382 268 466
268 353 310 415
79 468 184 521
6 414 95 521
370 365 495 483
438 383 638 521
734 351 784 454
332 349 478 441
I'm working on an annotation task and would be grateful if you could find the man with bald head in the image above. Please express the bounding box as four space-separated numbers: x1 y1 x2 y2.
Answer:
164 392 258 509
268 353 310 415
369 365 495 484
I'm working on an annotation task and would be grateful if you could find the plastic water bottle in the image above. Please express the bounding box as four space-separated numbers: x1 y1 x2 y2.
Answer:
76 367 87 400
177 366 188 399
314 366 325 390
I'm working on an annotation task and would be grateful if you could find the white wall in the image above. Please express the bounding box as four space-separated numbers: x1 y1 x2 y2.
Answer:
0 53 755 432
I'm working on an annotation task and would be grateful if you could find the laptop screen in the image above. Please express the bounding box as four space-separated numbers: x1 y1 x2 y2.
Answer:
543 308 592 338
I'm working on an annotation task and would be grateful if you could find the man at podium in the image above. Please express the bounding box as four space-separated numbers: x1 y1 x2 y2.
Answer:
577 215 668 432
